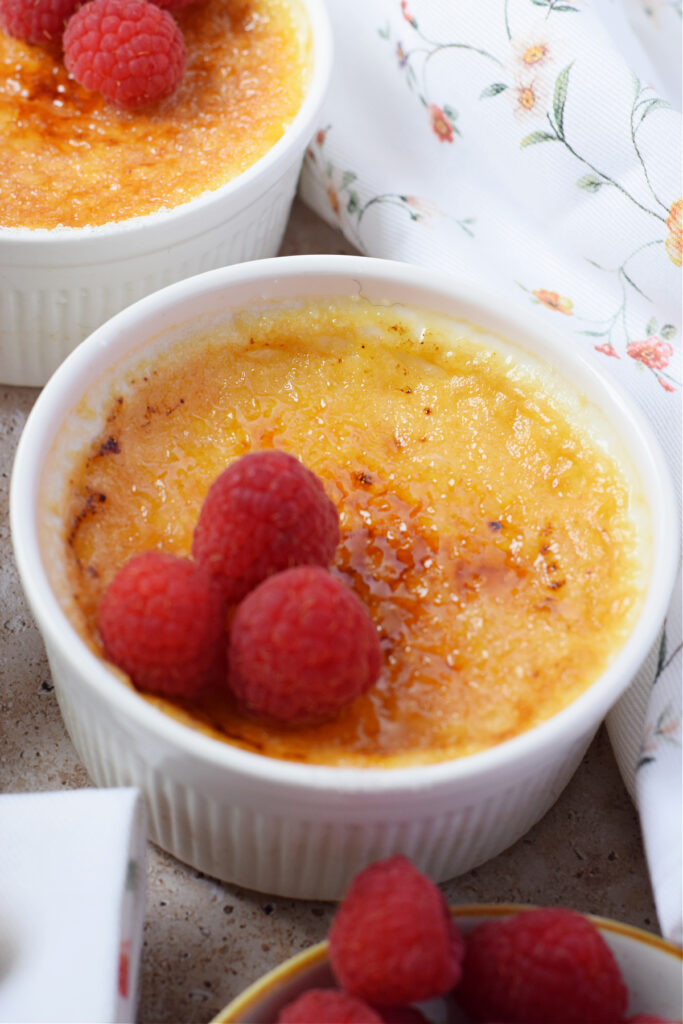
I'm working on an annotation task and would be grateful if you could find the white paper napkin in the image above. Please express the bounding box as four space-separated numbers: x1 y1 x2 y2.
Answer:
299 0 682 942
0 788 147 1023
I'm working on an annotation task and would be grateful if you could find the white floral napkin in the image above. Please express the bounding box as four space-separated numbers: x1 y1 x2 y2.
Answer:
299 0 682 943
0 788 147 1023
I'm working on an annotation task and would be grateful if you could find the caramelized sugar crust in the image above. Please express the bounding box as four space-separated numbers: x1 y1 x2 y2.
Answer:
0 0 307 228
61 300 644 767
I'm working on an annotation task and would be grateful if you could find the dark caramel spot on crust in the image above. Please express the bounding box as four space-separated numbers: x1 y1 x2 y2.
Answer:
97 436 120 456
67 490 106 548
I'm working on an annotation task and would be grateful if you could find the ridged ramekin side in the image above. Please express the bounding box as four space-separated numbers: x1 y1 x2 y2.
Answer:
47 635 592 900
0 162 301 388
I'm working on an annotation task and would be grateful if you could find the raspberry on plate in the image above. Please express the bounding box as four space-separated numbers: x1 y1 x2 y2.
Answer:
98 551 226 699
328 855 464 1006
277 989 384 1024
192 450 340 606
455 907 629 1023
227 566 381 725
63 0 186 110
0 0 79 45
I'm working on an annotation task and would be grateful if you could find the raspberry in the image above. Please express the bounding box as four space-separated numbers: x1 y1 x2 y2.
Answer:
0 0 80 44
277 989 384 1024
98 551 226 699
377 1007 430 1023
228 566 381 725
150 0 201 11
63 0 186 110
328 856 464 1006
192 451 339 606
455 907 629 1023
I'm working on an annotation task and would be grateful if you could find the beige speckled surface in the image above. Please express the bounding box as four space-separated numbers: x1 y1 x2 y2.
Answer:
0 199 660 1024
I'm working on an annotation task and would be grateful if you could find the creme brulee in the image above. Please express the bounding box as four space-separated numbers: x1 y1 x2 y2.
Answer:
51 298 647 767
0 0 309 229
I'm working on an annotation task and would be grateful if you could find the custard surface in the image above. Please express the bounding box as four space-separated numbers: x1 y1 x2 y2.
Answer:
55 299 647 767
0 0 308 229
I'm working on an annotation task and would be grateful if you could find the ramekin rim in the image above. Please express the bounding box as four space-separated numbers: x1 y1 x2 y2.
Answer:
10 254 680 795
0 0 333 244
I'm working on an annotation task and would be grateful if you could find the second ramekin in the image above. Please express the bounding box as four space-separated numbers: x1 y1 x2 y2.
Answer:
10 255 679 900
0 0 332 388
212 906 683 1023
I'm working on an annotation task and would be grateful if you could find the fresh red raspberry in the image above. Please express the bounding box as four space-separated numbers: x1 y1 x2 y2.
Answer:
277 989 384 1024
328 856 464 1006
150 0 201 11
228 566 381 725
456 907 629 1023
0 0 80 44
63 0 186 110
192 451 340 606
98 551 226 699
377 1007 431 1023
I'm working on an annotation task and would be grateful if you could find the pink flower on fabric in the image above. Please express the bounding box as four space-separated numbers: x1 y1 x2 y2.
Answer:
658 377 676 392
626 336 674 370
429 104 454 143
595 342 620 358
401 0 416 27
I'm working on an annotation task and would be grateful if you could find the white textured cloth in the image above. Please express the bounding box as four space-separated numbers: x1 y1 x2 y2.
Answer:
0 788 147 1023
300 0 682 943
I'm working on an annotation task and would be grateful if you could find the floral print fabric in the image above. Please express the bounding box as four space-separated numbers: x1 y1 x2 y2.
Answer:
299 0 681 944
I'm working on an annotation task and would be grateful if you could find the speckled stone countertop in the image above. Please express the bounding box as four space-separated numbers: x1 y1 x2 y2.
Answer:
0 199 660 1024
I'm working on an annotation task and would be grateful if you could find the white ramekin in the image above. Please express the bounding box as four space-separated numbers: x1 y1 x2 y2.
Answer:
10 256 679 900
0 0 332 388
212 906 683 1023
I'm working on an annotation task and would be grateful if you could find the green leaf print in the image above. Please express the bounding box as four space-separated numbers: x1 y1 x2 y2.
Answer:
577 174 605 192
553 64 573 138
521 131 557 147
480 83 508 98
661 324 677 340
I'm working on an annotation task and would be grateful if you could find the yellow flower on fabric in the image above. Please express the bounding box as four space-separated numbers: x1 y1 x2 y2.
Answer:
533 289 573 315
665 198 682 266
522 43 550 66
516 85 537 112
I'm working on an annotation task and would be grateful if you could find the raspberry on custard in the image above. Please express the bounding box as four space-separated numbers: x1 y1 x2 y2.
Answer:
192 450 340 606
328 855 464 1007
228 565 381 725
0 0 80 45
98 551 226 699
455 907 629 1023
63 0 186 110
277 989 384 1024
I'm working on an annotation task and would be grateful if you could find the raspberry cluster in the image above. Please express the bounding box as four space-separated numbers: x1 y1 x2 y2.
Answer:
97 450 383 725
276 856 675 1024
0 0 199 108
